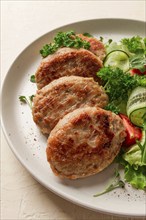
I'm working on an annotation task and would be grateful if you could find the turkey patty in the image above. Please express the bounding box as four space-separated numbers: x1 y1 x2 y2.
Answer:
46 107 126 179
32 76 108 135
35 47 103 89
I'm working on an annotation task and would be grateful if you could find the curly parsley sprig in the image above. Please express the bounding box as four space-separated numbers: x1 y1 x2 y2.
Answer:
40 31 90 58
121 36 146 55
97 66 146 114
98 67 141 101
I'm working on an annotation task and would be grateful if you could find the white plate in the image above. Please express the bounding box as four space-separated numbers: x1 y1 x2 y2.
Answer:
1 19 146 217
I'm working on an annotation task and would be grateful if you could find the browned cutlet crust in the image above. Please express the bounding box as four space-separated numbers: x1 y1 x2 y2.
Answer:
35 48 103 89
32 76 108 135
46 107 126 179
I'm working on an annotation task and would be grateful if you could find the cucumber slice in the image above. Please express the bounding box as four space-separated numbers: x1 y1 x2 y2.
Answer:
127 87 146 127
129 107 146 127
104 50 129 72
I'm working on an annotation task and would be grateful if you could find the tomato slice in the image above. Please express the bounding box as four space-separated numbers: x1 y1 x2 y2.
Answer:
119 114 142 148
130 66 146 76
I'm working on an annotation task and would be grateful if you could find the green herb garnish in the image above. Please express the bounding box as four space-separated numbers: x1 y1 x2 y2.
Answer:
83 32 93 37
40 31 90 58
104 103 120 114
99 36 104 42
121 36 145 54
19 95 34 109
29 95 35 102
19 96 27 103
108 39 113 44
30 75 36 83
97 66 146 114
98 67 137 101
93 169 125 197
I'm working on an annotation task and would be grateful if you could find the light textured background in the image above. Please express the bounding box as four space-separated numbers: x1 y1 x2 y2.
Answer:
1 1 146 219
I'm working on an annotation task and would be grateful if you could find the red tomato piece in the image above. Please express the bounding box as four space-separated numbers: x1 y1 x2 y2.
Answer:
119 114 142 148
130 66 146 76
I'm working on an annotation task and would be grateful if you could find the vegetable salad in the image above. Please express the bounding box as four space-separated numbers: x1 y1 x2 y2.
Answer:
97 35 146 191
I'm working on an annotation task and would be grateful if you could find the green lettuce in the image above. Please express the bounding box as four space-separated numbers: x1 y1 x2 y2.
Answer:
123 144 146 169
117 127 146 190
124 164 146 190
117 151 146 190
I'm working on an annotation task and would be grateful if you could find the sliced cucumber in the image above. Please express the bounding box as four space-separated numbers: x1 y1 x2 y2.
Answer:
127 87 146 127
104 50 129 72
129 108 146 127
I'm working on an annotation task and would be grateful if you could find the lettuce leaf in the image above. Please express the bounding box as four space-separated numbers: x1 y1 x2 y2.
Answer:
123 144 146 169
117 154 146 190
117 128 146 191
124 163 146 190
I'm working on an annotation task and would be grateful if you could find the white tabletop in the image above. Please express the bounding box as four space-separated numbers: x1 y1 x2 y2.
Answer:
1 1 146 219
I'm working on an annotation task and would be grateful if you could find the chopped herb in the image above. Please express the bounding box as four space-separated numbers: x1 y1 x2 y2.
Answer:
93 169 125 197
29 95 35 102
121 36 145 54
98 67 136 101
40 44 58 58
108 39 113 44
99 36 104 42
30 75 36 83
19 95 34 109
97 67 146 114
83 32 93 37
40 31 90 58
19 96 27 103
104 103 120 114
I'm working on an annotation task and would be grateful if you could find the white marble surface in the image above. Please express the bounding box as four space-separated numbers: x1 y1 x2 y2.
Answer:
1 1 146 219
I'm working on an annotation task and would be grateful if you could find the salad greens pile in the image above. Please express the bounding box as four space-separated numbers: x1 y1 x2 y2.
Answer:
97 35 146 191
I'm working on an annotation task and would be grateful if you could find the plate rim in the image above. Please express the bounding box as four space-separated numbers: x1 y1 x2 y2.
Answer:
1 18 146 217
